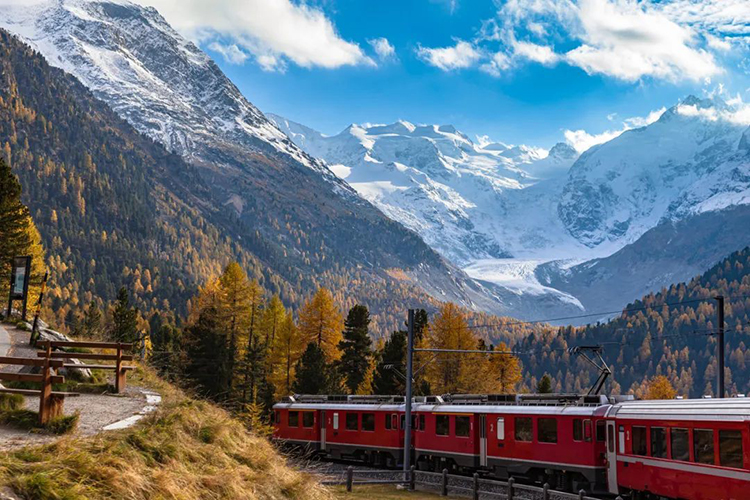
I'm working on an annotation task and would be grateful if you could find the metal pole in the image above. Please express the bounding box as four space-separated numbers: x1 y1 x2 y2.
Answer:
715 295 725 398
30 271 48 346
346 466 353 492
403 309 415 472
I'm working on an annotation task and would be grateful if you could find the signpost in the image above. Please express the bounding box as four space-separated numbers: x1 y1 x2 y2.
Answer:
6 256 32 320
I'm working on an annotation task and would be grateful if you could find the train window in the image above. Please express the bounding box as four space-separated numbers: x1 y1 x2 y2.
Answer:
455 416 471 437
694 429 715 465
670 428 689 461
288 411 299 428
515 417 533 442
497 418 505 440
583 420 593 442
573 419 583 441
608 425 615 453
412 415 418 430
362 413 375 432
436 415 450 436
650 427 667 458
401 415 405 430
538 418 558 444
632 426 647 456
596 421 606 442
346 413 359 431
618 426 625 454
275 411 280 424
333 413 339 430
719 430 743 469
302 412 315 428
385 414 392 430
419 415 426 431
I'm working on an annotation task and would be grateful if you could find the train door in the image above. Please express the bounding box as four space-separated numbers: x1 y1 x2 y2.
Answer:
320 410 327 452
479 414 488 467
606 421 618 494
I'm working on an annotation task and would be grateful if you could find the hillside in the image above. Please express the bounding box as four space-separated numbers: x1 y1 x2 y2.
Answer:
507 247 750 398
0 366 329 500
0 0 498 331
272 97 750 323
0 27 475 335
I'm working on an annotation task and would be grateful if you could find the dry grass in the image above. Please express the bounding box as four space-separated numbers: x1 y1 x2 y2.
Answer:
0 366 333 500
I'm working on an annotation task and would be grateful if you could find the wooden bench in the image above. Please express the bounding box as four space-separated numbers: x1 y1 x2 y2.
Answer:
37 341 135 393
0 354 80 425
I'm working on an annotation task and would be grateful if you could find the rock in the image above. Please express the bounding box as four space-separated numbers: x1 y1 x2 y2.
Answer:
35 329 94 381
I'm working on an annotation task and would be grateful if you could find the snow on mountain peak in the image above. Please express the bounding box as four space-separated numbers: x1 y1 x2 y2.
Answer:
270 114 580 264
0 0 343 182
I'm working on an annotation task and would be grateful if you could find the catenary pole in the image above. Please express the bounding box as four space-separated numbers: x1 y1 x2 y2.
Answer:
715 295 725 398
403 309 415 472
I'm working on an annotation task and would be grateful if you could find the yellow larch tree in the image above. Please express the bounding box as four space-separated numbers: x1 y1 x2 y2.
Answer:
424 302 484 394
645 375 677 400
298 287 344 361
268 311 305 398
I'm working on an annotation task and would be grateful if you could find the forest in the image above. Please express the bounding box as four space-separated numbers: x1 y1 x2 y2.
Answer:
1 29 748 430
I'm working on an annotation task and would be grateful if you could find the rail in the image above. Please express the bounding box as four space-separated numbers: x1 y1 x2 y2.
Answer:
329 466 624 500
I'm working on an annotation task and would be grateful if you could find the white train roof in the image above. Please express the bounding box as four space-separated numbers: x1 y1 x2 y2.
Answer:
607 397 750 422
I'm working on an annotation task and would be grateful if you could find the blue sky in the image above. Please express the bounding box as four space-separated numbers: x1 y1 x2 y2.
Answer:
144 0 750 150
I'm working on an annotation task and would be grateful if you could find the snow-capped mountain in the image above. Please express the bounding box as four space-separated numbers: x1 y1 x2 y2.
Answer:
269 114 580 265
272 96 750 323
559 96 750 248
0 0 515 321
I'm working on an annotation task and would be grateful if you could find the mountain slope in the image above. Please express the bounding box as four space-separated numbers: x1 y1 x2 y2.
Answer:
269 114 579 265
273 97 750 323
513 246 750 398
0 0 498 329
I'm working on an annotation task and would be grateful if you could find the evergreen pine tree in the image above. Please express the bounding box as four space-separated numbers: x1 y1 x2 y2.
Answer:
537 374 553 394
372 330 407 395
292 342 340 395
82 301 102 338
182 306 230 399
110 286 138 343
338 305 372 394
0 157 45 306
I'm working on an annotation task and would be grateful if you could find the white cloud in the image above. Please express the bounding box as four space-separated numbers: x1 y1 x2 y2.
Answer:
137 0 373 70
368 37 397 61
471 0 732 83
564 106 666 152
676 102 750 125
417 40 481 71
564 0 720 82
208 42 248 65
513 40 559 65
480 52 511 77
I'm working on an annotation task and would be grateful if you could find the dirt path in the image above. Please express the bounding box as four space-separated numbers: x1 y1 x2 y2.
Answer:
0 325 10 358
0 323 161 451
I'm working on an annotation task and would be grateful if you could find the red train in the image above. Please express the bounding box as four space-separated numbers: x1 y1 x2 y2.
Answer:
273 394 750 499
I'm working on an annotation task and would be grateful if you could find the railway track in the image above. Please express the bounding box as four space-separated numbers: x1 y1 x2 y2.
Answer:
295 459 609 500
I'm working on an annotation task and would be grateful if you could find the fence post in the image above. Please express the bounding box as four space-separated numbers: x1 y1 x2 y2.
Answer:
346 466 353 493
507 477 514 500
472 473 479 500
543 483 550 500
441 469 448 496
579 489 586 500
409 465 415 491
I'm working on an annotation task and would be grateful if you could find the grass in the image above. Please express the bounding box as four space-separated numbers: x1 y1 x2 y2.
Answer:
331 485 442 499
0 365 334 500
0 393 80 435
0 393 24 412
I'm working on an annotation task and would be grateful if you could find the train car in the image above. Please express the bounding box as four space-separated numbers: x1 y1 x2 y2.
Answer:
273 395 407 467
606 397 750 500
413 394 612 493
